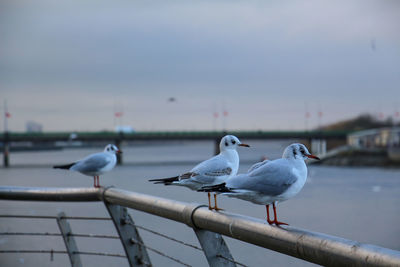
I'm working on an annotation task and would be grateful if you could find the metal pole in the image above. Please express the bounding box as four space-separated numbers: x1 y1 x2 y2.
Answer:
104 202 152 267
0 186 102 201
57 212 82 267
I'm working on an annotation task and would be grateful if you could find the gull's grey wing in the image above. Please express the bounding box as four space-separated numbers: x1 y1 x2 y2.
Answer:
190 155 233 184
226 159 297 196
247 159 269 173
71 153 111 173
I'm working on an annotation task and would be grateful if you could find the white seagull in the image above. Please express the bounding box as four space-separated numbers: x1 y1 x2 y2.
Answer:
149 135 250 210
199 143 319 225
53 144 122 188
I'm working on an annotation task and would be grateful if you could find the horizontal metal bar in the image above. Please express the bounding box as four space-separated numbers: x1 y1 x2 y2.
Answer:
0 214 110 220
0 250 126 258
74 251 126 258
71 233 119 239
0 232 61 236
0 250 67 254
1 186 400 266
0 232 119 239
0 214 58 219
103 188 400 267
135 224 203 251
0 186 101 202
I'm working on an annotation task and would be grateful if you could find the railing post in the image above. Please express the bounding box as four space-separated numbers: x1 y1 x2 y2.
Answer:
56 212 82 267
104 202 151 267
194 229 236 267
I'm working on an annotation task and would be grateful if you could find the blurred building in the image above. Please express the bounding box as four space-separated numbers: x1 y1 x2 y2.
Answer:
115 125 134 134
26 121 43 133
348 127 400 148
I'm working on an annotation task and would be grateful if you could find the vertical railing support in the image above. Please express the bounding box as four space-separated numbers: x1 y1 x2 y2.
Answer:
105 202 152 267
57 212 82 267
194 229 236 267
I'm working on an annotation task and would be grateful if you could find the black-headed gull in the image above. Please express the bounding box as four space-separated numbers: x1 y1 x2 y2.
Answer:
199 143 319 225
53 144 122 188
149 135 249 210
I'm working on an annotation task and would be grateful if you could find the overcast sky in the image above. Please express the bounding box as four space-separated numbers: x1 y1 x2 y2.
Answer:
1 0 399 132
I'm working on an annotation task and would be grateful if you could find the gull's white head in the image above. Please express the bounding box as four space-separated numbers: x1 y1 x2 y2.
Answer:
219 135 250 152
282 143 320 160
104 144 122 155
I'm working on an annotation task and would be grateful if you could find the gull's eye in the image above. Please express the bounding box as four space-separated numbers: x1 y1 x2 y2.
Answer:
231 140 236 144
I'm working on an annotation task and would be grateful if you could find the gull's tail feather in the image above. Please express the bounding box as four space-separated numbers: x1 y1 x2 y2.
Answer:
198 183 233 193
53 163 75 170
148 176 179 185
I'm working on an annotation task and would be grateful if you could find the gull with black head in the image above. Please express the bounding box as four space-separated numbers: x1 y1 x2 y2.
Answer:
149 135 250 210
199 143 319 225
53 144 122 188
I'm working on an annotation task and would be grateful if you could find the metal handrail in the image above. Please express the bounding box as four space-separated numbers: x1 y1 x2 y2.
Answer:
1 186 399 267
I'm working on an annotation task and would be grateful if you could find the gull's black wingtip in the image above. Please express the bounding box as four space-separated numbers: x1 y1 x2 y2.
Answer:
198 182 233 193
148 176 179 185
53 163 75 170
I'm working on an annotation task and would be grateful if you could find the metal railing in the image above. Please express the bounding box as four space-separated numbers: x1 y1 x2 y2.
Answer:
0 186 399 267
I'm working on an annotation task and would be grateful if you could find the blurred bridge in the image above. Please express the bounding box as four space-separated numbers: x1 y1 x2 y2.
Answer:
0 130 350 167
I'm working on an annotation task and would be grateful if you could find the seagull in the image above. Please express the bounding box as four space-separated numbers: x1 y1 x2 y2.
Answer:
53 144 122 188
149 135 250 210
199 143 320 225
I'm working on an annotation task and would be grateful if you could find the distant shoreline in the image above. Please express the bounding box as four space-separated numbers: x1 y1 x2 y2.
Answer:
313 147 400 168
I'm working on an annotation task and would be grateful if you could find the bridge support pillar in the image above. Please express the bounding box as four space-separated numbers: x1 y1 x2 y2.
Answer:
3 132 9 167
214 138 220 155
115 139 123 165
311 139 327 156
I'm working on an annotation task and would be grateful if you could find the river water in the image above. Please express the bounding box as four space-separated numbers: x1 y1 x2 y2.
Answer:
0 140 399 267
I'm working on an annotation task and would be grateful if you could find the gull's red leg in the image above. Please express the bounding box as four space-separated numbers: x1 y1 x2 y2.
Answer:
97 176 101 187
208 192 213 210
272 202 288 226
266 205 274 225
213 194 224 211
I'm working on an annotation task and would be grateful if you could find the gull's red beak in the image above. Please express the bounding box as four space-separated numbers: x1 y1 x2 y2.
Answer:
117 150 123 154
239 143 250 147
306 154 320 160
